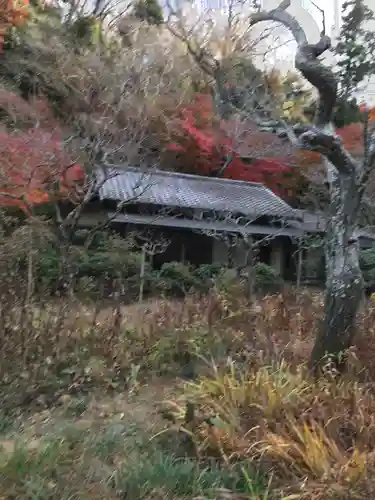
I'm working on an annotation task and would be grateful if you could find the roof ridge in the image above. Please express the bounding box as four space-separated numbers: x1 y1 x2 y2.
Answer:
97 165 298 220
102 165 271 190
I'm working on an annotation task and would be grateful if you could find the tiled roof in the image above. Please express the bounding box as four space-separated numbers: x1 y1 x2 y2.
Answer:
96 167 297 220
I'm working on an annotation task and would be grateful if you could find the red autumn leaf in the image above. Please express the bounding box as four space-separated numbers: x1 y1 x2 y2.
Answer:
0 128 84 212
166 93 305 199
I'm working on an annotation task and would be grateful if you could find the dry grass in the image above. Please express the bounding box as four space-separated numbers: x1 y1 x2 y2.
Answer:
157 290 375 499
2 286 375 498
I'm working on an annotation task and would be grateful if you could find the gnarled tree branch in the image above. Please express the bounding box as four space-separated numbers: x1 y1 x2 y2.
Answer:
250 0 336 128
249 0 360 178
299 129 360 176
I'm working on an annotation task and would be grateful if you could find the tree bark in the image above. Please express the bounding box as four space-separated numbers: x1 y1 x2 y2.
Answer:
244 236 254 299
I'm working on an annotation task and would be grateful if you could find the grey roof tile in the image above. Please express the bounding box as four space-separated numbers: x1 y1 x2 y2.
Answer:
97 167 297 220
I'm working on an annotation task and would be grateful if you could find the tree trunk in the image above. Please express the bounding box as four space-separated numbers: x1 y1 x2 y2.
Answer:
244 236 254 299
309 167 364 372
139 245 147 303
309 247 363 372
227 235 235 269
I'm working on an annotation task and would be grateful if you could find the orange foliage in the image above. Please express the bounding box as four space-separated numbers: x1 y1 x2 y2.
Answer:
359 104 375 121
0 0 29 50
337 123 364 153
0 91 84 212
0 129 84 212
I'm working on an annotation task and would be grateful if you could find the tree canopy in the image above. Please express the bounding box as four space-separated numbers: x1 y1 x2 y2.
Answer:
0 0 370 216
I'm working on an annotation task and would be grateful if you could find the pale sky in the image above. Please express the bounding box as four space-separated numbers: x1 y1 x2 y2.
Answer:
257 0 338 71
320 2 335 34
299 0 335 34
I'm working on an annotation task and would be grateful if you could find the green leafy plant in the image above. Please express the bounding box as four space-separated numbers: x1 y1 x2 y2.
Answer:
194 263 223 282
25 230 144 298
253 262 283 292
360 248 375 289
155 261 205 295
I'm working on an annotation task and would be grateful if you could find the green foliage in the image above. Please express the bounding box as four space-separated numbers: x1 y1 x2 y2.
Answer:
69 15 102 46
154 262 226 296
214 56 264 118
193 262 223 282
306 95 363 128
152 261 284 297
360 248 375 286
0 410 14 435
329 0 375 126
1 10 76 105
335 0 375 101
37 241 61 286
133 0 164 25
15 230 143 297
155 261 204 295
0 424 268 500
1 7 111 119
77 235 142 281
333 96 362 128
253 262 284 291
112 451 267 498
307 0 375 127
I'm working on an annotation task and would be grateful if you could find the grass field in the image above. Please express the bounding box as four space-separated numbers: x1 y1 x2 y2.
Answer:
1 287 375 499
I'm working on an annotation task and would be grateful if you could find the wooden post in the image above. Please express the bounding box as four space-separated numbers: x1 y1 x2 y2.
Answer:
228 234 235 268
295 238 304 310
27 226 34 301
180 241 186 263
139 245 146 303
296 238 303 294
245 235 254 300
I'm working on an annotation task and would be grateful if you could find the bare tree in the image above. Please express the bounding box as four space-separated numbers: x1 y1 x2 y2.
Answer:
246 0 374 372
133 230 170 302
165 0 296 118
164 0 310 177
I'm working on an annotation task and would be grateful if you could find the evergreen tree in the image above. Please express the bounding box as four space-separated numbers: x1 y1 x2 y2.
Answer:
333 0 375 126
335 0 375 100
133 0 164 25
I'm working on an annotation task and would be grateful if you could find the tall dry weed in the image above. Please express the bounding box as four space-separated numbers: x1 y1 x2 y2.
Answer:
158 291 375 499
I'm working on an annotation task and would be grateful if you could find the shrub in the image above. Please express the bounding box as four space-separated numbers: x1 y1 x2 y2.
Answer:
360 248 375 290
52 233 143 298
194 263 223 282
253 262 284 293
0 224 144 299
153 262 228 296
155 261 207 296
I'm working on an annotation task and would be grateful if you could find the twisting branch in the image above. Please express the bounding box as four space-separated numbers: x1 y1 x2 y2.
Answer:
250 0 336 128
299 130 360 176
309 0 326 35
249 0 361 178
